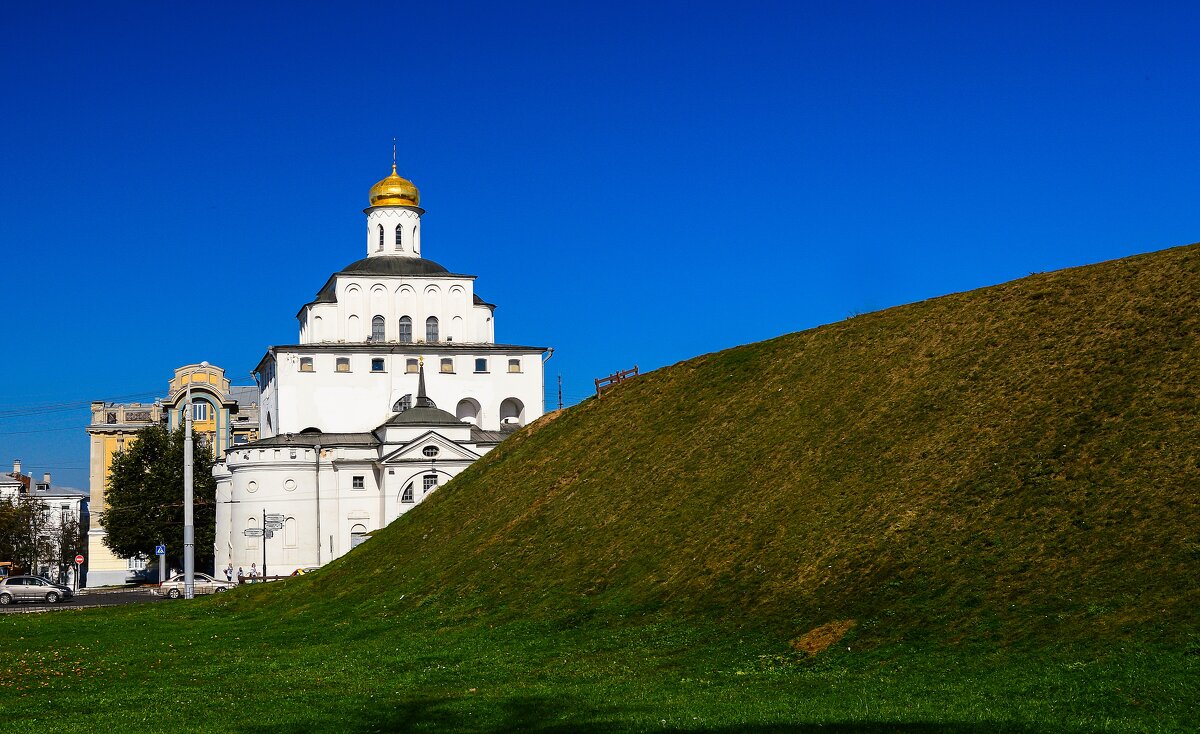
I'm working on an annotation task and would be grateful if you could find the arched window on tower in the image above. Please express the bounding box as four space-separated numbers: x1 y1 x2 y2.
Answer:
456 398 480 425
426 316 439 342
501 397 525 427
371 315 385 342
395 224 403 250
398 316 412 343
378 224 384 251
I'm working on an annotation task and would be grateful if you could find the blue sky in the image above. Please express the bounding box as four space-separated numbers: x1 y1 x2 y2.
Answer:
2 2 1198 489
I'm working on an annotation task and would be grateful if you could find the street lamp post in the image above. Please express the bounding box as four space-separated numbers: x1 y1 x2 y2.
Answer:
182 361 207 600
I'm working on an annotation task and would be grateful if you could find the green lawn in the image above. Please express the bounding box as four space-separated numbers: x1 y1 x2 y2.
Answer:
2 586 1196 733
8 244 1200 732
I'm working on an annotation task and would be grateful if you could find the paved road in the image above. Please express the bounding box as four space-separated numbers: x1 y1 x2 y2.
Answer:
0 587 165 614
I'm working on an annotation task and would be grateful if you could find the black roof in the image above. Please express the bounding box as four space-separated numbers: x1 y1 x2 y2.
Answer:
378 406 466 428
341 256 456 276
312 256 473 305
234 432 380 449
470 426 510 444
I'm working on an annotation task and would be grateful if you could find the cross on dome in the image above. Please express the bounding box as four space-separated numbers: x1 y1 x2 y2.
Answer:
368 154 420 207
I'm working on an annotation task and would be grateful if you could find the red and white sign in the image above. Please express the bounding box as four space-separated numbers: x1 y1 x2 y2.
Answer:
74 555 84 565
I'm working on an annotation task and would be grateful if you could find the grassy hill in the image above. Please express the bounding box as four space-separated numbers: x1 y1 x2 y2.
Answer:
4 243 1200 732
277 241 1200 650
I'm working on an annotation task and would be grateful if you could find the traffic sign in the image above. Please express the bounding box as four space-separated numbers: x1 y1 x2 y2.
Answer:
263 529 275 539
243 528 264 537
155 544 166 556
74 554 84 565
265 520 283 530
265 513 285 522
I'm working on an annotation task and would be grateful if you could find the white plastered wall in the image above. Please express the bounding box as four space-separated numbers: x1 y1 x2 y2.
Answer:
365 207 422 258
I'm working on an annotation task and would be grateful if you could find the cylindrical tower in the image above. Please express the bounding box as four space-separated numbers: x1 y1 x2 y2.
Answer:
365 165 425 258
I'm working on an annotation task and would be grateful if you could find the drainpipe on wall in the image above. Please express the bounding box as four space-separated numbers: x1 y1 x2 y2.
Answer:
313 444 322 565
541 348 555 415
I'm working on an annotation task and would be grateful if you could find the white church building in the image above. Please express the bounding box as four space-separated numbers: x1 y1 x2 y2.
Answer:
213 164 549 572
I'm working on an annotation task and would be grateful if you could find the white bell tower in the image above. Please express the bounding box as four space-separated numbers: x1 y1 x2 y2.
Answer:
364 153 424 259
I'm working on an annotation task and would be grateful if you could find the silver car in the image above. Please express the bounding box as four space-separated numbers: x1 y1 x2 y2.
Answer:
157 573 236 599
0 575 74 605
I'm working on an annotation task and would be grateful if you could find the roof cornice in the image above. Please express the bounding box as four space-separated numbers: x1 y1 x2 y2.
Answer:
267 343 550 354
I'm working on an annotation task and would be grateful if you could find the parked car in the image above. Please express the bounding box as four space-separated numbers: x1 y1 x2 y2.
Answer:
157 573 237 599
290 567 321 576
125 568 155 585
0 575 74 605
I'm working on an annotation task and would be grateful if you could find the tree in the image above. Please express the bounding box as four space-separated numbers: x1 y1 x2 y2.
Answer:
52 513 84 584
0 496 50 574
103 425 216 572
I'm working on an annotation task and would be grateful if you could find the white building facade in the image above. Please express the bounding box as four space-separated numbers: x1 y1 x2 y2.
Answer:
213 165 549 573
1 461 88 586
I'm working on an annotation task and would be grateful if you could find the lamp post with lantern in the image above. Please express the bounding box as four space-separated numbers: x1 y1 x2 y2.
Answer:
182 360 208 600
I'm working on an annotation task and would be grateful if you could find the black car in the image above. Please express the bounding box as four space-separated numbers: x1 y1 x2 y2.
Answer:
0 575 74 604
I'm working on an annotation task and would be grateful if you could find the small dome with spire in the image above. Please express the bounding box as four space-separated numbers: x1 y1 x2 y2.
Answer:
369 164 420 207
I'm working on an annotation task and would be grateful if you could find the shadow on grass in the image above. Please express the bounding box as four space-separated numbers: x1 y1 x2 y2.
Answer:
240 694 1084 734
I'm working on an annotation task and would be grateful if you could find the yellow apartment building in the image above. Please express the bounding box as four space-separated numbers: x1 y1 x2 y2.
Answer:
85 363 259 586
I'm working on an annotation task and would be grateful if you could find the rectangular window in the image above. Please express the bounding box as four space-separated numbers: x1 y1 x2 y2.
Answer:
233 435 249 445
474 357 488 373
61 505 70 524
371 358 385 372
299 357 314 372
406 359 419 374
191 402 209 421
440 357 454 373
352 476 365 489
423 475 438 493
336 357 350 373
508 358 521 373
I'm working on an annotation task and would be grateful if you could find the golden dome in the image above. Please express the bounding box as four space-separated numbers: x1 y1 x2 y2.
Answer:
368 164 420 207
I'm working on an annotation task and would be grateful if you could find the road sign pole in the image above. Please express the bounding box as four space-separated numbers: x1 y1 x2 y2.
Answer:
159 551 165 583
72 554 84 593
262 508 267 579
